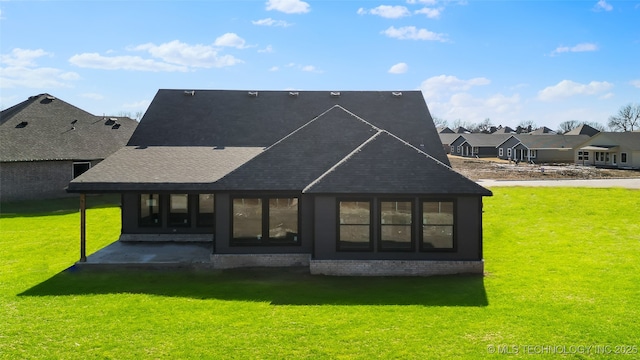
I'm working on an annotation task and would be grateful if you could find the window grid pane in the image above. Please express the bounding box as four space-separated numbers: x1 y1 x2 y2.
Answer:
140 194 161 227
197 194 215 227
380 201 413 250
233 198 262 242
269 198 298 243
422 201 454 250
339 201 371 251
169 194 190 227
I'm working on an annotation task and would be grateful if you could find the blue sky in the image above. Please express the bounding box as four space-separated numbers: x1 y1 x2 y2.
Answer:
1 0 639 130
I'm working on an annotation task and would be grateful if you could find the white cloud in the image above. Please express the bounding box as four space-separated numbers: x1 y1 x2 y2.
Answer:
213 33 249 49
358 5 411 18
69 53 189 72
551 42 598 56
428 92 521 124
594 0 613 11
406 0 438 4
132 40 243 68
388 62 408 74
630 79 640 88
382 26 448 42
414 7 442 19
258 45 274 53
0 48 80 89
269 66 279 72
266 0 310 14
252 18 293 27
301 65 319 72
420 75 490 100
537 80 613 101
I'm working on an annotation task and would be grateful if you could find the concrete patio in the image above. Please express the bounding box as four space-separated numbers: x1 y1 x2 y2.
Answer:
77 241 214 269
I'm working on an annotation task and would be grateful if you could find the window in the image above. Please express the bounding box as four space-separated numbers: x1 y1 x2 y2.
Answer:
269 198 299 243
499 148 504 157
473 147 479 154
621 153 627 163
578 151 589 161
140 194 161 227
528 150 537 158
169 194 190 227
507 148 512 158
232 197 299 245
233 198 263 244
421 201 455 251
338 200 372 251
197 194 215 227
72 162 91 178
379 200 413 251
456 146 461 154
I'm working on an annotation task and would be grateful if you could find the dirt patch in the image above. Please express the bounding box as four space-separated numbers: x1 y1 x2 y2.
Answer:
448 155 640 181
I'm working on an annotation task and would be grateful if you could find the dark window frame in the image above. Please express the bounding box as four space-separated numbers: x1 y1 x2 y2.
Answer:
72 161 91 178
336 198 373 252
230 195 300 246
419 199 456 252
168 193 191 227
378 198 414 252
139 193 162 227
621 152 627 163
197 194 215 228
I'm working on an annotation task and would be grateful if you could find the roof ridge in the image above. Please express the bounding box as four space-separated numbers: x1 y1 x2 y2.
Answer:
264 104 342 151
303 130 383 193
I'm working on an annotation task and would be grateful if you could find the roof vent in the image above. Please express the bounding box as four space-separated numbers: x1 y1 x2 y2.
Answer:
248 91 259 97
16 121 28 128
330 91 340 97
111 123 121 129
392 91 403 97
71 119 78 124
105 118 116 126
46 95 56 100
184 90 195 96
289 91 299 97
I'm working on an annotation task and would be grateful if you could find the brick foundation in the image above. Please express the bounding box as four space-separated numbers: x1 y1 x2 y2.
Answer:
309 259 484 276
211 253 311 269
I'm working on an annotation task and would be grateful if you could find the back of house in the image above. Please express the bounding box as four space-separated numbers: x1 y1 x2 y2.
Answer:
68 89 492 276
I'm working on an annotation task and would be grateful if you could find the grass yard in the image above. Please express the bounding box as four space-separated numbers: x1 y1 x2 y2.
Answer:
1 189 639 359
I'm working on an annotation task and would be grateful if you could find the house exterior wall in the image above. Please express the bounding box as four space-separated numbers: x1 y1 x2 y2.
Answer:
475 146 498 158
496 137 520 160
535 149 574 163
1 160 99 202
574 133 640 169
312 195 483 261
450 137 466 156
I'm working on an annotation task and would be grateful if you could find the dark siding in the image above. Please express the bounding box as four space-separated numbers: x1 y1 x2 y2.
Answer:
313 195 483 261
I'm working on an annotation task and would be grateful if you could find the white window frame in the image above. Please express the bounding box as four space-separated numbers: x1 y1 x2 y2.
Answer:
528 150 537 159
457 146 461 153
507 148 512 158
499 148 504 157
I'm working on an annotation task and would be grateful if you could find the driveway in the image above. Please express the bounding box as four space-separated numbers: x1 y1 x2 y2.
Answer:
477 178 640 189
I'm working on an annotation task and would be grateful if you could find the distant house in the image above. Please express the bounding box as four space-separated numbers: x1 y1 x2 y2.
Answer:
68 90 492 276
496 135 590 163
449 134 512 158
565 124 600 137
491 126 515 134
575 132 640 169
438 133 459 154
0 94 137 202
453 126 471 134
528 126 556 135
437 126 454 134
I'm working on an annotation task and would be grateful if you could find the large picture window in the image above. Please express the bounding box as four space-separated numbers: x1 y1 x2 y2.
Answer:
140 193 161 227
232 196 299 246
197 194 215 227
421 201 455 251
338 200 372 251
379 200 413 251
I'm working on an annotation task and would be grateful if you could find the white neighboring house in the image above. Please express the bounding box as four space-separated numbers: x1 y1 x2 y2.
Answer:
575 132 640 169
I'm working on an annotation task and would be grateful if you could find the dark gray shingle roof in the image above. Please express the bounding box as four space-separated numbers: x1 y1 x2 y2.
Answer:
0 94 137 162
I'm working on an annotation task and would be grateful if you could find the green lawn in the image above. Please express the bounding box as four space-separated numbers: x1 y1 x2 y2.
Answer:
1 189 639 359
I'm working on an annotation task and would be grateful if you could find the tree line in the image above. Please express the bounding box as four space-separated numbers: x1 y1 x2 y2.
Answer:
434 102 639 134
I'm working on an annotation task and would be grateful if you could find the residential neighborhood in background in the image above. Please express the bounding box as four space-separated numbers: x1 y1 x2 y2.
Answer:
0 94 138 202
